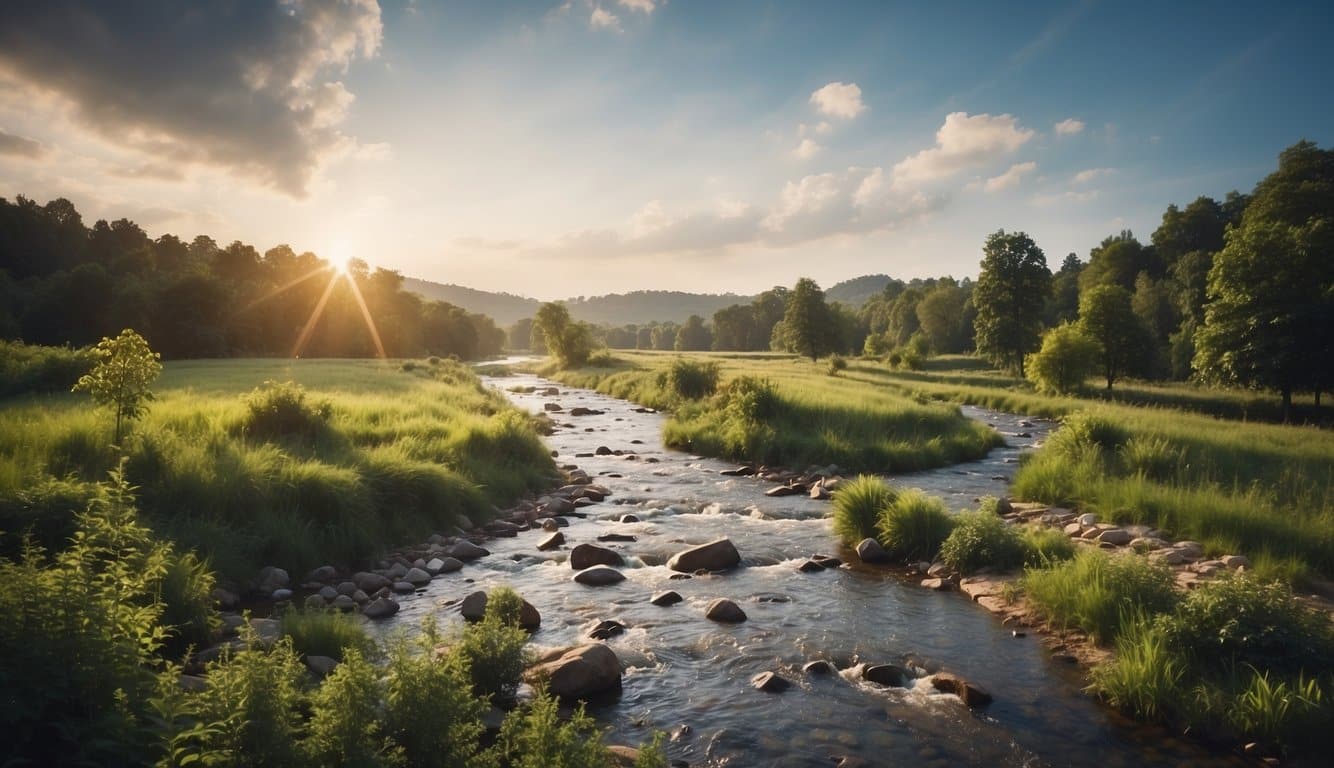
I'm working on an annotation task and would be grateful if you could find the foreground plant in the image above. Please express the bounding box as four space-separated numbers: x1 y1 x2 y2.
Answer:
72 328 161 443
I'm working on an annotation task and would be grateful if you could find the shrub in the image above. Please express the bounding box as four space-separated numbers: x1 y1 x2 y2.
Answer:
718 376 779 423
1227 669 1328 753
664 358 720 400
1088 614 1185 722
243 380 332 443
1022 549 1177 643
455 587 530 704
159 550 219 658
830 475 896 545
939 509 1024 574
1050 411 1130 455
0 340 94 398
193 633 308 767
304 647 402 767
897 347 923 370
1119 436 1182 482
282 609 377 662
384 621 487 768
1024 322 1098 395
826 354 848 376
877 488 955 562
496 688 612 768
1021 527 1076 566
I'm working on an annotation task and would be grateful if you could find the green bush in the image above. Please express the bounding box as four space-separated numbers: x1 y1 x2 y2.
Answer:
1022 549 1177 643
0 340 94 398
663 358 720 400
282 609 376 662
826 354 848 376
496 688 612 768
1118 435 1182 482
193 633 308 767
243 380 333 443
304 647 402 767
455 587 531 704
1088 614 1185 722
1024 322 1098 395
939 509 1025 574
830 475 896 545
877 488 955 562
384 621 488 768
159 550 219 658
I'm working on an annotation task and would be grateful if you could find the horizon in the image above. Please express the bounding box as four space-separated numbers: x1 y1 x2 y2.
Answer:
1 1 1331 300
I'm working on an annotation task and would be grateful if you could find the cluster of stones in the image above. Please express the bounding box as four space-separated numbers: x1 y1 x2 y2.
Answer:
721 462 847 501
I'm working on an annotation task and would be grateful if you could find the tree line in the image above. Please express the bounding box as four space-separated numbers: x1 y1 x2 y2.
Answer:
0 198 505 360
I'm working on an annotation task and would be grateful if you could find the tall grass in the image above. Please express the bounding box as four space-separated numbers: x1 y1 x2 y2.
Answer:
281 610 376 661
830 475 896 545
877 488 956 562
1022 549 1178 644
938 509 1024 574
0 340 93 398
0 358 558 581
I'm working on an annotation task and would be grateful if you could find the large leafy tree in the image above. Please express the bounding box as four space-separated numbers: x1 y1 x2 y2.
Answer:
780 277 833 361
1193 141 1334 417
533 302 592 368
1078 231 1161 293
1025 322 1099 395
973 230 1051 375
1079 285 1151 390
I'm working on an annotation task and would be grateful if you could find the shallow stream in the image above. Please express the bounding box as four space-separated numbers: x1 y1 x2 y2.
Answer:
378 371 1241 767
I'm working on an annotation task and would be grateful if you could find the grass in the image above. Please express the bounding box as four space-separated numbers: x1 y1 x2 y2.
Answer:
938 509 1025 574
281 610 377 661
543 351 1002 473
1021 549 1179 644
877 488 955 562
0 358 558 582
830 474 896 544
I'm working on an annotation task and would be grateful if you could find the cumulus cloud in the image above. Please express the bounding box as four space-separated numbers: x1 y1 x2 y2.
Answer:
0 128 46 159
1054 117 1085 136
809 82 865 120
0 0 383 197
794 138 821 160
983 161 1036 192
590 6 621 30
892 112 1034 186
617 0 655 13
1073 167 1114 184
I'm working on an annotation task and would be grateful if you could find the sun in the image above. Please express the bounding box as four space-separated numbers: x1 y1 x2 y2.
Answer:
326 240 353 276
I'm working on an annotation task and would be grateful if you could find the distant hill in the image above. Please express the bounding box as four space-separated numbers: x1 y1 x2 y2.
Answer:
404 278 752 327
825 274 892 307
402 278 540 326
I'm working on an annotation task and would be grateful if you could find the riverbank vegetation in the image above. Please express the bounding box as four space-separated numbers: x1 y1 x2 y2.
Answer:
0 356 557 582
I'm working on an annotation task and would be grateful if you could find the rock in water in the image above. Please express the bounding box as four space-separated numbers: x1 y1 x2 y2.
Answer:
930 673 992 707
855 538 890 563
751 671 791 693
362 597 400 620
650 590 683 606
705 598 747 623
570 543 624 570
448 541 490 561
573 566 626 586
862 664 910 687
526 643 622 699
667 538 741 572
459 590 541 630
537 532 565 551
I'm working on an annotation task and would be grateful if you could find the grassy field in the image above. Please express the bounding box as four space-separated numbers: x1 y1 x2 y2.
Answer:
543 351 1002 473
0 358 557 582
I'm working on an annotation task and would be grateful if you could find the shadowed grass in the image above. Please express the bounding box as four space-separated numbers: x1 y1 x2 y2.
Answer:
1022 549 1178 644
830 475 896 545
877 488 956 562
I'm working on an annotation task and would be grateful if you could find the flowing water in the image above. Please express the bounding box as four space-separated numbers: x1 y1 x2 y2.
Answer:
379 370 1242 767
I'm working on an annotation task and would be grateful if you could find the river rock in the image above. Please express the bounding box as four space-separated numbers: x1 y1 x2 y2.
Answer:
392 581 416 594
1063 522 1083 537
1097 528 1132 546
855 538 891 564
650 590 683 607
798 559 827 573
1077 513 1098 527
210 587 239 609
332 594 356 611
751 671 791 693
403 567 431 585
352 589 370 604
667 538 741 573
619 513 640 523
573 566 626 586
363 597 400 619
387 562 408 580
597 533 637 543
930 673 992 706
459 590 542 630
571 543 624 570
587 619 626 640
863 664 910 687
448 541 490 561
304 565 338 583
1221 554 1250 569
606 745 643 767
317 585 338 601
705 598 747 623
538 532 565 551
803 660 834 675
271 588 293 601
765 484 803 497
353 571 391 593
544 402 562 411
527 643 622 699
920 578 952 591
539 517 564 531
254 566 290 594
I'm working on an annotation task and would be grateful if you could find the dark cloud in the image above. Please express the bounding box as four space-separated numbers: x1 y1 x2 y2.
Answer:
0 129 46 159
0 0 382 196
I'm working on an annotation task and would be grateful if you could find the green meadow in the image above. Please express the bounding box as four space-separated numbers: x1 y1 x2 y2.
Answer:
0 357 557 582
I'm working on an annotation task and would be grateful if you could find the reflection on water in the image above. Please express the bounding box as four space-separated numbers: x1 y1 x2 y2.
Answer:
376 370 1242 767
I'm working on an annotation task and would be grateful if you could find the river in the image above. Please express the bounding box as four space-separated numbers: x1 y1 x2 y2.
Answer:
378 370 1242 767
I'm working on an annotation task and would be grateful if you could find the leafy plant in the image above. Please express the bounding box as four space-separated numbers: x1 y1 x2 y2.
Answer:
939 509 1024 574
71 328 162 443
663 358 720 400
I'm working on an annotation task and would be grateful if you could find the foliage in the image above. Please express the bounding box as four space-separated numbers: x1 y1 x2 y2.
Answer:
779 277 833 360
1079 284 1152 389
243 379 333 443
662 357 720 400
495 688 611 768
973 230 1051 375
282 609 377 661
455 586 532 703
304 647 404 767
826 353 847 376
1025 322 1098 395
1022 549 1177 644
938 509 1024 574
1088 613 1186 722
0 339 94 398
159 550 219 658
830 474 896 545
192 633 309 767
1021 526 1076 566
876 488 955 562
72 328 162 442
382 621 489 768
534 302 595 368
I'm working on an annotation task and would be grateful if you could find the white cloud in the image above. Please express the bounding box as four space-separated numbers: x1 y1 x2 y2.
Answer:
1031 189 1099 207
1054 118 1085 136
1072 167 1114 184
617 0 655 13
590 6 621 30
793 138 821 160
892 112 1034 186
983 161 1036 192
809 82 865 120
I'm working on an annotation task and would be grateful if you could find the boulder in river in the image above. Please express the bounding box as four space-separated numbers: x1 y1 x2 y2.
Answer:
538 532 565 551
930 672 992 707
526 643 622 699
460 590 542 630
704 598 747 623
751 671 791 693
650 590 683 607
573 566 626 587
862 664 910 687
254 566 290 594
570 543 624 570
448 541 490 561
587 619 626 640
403 567 431 585
667 538 741 573
353 571 391 593
803 660 834 675
855 538 891 564
363 596 400 620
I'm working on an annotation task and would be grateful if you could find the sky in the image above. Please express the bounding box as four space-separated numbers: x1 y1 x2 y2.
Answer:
0 0 1331 300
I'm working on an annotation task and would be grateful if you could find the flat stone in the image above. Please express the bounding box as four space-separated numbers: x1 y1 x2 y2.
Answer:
538 532 566 551
930 672 992 707
1097 528 1132 546
570 543 624 570
667 538 741 573
920 577 952 591
751 671 791 693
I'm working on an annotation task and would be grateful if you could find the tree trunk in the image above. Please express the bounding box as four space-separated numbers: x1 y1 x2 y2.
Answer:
1281 387 1292 423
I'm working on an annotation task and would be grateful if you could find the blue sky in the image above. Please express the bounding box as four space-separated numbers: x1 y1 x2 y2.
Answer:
0 0 1330 298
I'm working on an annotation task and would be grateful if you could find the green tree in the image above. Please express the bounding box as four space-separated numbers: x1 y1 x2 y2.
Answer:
1044 252 1083 326
1024 322 1099 394
72 328 162 443
1078 231 1161 293
916 280 970 354
674 314 713 351
1079 285 1150 390
780 277 832 360
973 230 1051 375
533 303 593 368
